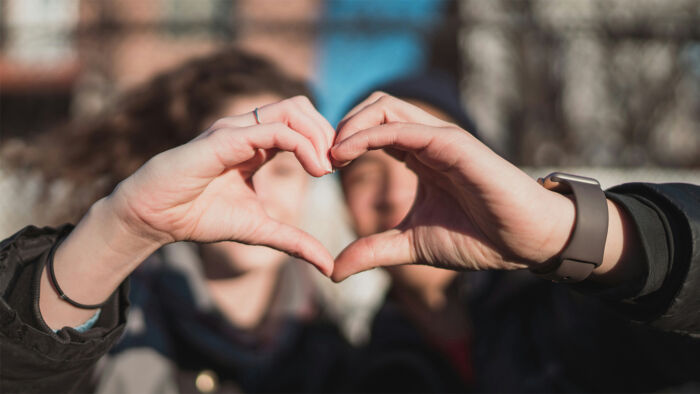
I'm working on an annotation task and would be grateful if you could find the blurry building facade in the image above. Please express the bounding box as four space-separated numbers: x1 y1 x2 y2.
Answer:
458 0 700 168
2 0 698 166
0 0 320 140
1 0 698 238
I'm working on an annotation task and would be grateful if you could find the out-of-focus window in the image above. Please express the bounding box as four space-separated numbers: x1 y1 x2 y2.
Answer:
163 0 232 37
3 0 79 65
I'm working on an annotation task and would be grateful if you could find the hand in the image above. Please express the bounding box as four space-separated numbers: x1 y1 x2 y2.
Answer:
109 96 336 274
330 93 576 281
42 96 336 330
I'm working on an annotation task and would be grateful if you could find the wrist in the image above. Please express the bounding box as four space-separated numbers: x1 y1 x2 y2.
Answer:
105 186 174 248
531 190 577 267
54 196 163 295
528 173 611 283
531 192 643 286
40 197 162 330
87 196 164 267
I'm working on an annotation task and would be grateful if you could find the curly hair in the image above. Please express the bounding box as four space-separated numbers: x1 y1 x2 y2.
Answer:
1 47 310 222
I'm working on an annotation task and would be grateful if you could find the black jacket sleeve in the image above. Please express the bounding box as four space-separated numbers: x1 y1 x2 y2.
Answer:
0 225 130 394
581 183 700 335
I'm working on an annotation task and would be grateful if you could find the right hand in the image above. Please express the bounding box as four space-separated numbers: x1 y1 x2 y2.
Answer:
107 96 335 275
331 93 576 281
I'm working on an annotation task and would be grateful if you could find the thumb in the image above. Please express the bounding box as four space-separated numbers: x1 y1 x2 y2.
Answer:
332 229 414 282
252 219 334 277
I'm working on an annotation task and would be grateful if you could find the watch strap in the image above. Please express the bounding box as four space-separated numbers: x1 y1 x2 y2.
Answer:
531 172 609 283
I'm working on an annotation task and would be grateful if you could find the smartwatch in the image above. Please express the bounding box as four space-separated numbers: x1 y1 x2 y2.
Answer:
530 172 609 283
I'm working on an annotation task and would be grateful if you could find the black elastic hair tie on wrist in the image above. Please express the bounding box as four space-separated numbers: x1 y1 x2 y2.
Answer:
46 236 107 309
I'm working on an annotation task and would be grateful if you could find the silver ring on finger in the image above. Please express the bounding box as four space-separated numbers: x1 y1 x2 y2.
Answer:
253 107 262 124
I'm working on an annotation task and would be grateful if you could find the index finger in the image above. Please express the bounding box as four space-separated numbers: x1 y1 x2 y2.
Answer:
335 94 451 152
215 96 334 171
331 123 467 171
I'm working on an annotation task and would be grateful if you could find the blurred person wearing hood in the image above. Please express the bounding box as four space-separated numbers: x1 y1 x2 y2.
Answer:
337 71 700 392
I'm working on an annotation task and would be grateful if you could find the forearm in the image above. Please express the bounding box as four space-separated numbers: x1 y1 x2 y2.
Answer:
40 196 161 330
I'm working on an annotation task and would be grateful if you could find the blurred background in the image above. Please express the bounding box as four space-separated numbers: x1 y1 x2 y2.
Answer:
0 0 698 344
0 0 699 243
2 0 699 158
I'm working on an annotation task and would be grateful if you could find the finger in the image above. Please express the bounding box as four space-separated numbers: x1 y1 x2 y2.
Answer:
261 96 334 170
335 94 451 153
244 123 332 177
253 219 335 277
210 123 329 177
331 123 465 170
337 91 387 128
222 97 333 171
236 148 279 178
288 96 337 162
331 229 413 282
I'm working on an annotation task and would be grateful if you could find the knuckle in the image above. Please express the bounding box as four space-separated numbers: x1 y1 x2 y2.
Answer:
377 94 398 108
447 125 469 137
438 127 470 149
293 95 312 105
287 95 312 109
370 91 388 101
210 117 233 130
279 97 295 108
207 126 227 140
271 123 296 139
270 121 288 131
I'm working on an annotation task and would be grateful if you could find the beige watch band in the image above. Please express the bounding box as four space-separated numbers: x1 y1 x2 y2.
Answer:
530 172 609 283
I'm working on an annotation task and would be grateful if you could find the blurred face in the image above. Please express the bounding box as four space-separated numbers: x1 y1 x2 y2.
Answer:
341 99 453 237
341 150 417 237
203 94 309 273
341 100 458 293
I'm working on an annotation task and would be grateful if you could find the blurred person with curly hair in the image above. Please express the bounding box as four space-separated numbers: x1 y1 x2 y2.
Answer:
0 48 352 393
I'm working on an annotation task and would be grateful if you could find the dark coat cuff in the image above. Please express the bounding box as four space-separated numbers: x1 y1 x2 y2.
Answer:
575 183 700 334
0 225 130 393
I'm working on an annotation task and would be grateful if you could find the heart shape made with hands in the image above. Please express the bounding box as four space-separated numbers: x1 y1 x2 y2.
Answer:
264 93 564 283
129 94 568 284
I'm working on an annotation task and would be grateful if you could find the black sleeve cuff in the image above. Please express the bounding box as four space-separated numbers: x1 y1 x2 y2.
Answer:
572 189 672 301
0 225 130 393
605 191 672 297
4 225 128 339
575 183 699 332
